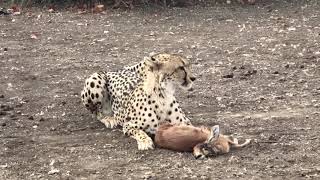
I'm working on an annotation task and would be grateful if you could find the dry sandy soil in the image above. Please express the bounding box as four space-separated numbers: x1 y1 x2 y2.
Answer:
1 0 320 179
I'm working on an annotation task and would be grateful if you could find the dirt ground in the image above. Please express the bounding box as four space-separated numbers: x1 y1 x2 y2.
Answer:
1 1 320 179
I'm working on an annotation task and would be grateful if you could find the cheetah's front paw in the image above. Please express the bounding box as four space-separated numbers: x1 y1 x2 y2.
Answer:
137 136 154 150
100 116 118 129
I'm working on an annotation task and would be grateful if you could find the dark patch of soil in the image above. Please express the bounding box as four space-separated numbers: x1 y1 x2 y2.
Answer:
1 1 320 179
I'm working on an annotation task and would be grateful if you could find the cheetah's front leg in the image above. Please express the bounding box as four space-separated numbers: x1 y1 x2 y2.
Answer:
123 122 154 150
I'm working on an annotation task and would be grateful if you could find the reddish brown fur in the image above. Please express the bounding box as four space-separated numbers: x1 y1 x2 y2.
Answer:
155 123 210 152
155 123 251 158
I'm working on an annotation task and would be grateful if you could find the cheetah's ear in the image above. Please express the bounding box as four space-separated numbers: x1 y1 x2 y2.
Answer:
144 56 163 71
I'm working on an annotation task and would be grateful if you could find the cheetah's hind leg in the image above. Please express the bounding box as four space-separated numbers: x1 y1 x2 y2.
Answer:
99 116 120 129
96 94 120 128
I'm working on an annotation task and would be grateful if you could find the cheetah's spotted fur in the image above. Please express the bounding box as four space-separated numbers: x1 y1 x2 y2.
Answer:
81 53 196 150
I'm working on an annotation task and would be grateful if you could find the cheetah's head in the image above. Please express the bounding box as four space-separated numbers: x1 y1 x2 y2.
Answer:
145 53 196 91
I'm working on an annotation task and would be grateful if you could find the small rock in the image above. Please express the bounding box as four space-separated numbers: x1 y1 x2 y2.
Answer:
149 31 155 36
39 117 45 122
272 71 279 74
298 79 306 83
268 134 279 141
13 12 21 16
48 8 55 13
222 73 234 78
299 65 305 69
279 77 286 82
28 116 34 120
284 64 289 68
1 122 6 126
274 96 285 100
244 69 257 76
48 168 60 175
3 48 8 52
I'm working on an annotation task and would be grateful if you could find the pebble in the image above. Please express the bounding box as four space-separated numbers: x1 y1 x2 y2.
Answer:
222 73 234 78
48 169 60 175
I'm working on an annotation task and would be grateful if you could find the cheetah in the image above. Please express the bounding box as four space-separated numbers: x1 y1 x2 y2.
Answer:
81 53 196 150
155 123 252 159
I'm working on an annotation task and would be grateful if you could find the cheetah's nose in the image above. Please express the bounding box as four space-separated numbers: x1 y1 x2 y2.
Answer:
190 77 196 82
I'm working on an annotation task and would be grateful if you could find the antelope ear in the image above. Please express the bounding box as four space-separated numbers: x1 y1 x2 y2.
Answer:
206 125 220 143
144 56 163 71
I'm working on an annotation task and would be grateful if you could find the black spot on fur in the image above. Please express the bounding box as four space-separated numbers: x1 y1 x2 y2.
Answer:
96 93 99 98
